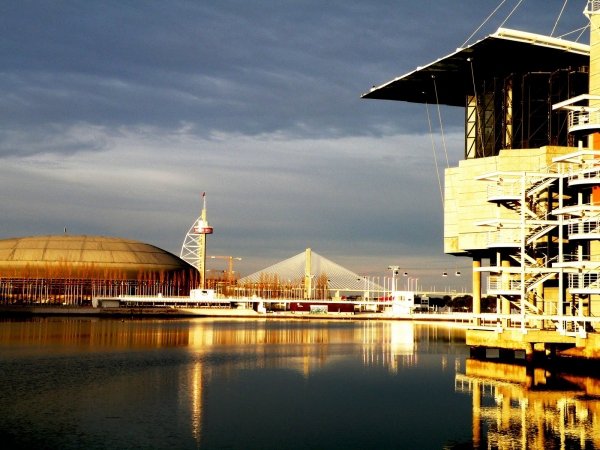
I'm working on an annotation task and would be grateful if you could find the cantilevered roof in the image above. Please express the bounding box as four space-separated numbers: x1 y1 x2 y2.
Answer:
362 28 589 107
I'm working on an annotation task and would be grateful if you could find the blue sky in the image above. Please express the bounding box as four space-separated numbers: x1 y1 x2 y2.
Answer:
0 1 588 290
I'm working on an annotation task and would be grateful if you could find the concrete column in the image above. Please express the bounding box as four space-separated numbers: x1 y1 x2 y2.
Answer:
587 4 600 203
588 3 600 99
501 259 511 327
472 258 481 326
535 283 544 329
524 343 534 363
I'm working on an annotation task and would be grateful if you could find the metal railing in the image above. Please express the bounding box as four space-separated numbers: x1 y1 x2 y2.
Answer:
562 253 600 263
568 219 600 236
568 272 600 289
487 229 521 247
567 163 600 185
487 183 521 200
568 109 600 131
488 276 522 292
586 1 600 14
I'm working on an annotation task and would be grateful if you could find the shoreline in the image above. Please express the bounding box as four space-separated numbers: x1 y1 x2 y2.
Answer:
0 305 473 323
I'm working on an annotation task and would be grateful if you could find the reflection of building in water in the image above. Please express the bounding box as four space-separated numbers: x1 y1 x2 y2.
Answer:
0 318 194 348
366 324 468 373
187 361 203 442
1 319 459 446
0 319 464 378
183 321 420 444
361 321 416 372
456 359 600 449
187 321 418 375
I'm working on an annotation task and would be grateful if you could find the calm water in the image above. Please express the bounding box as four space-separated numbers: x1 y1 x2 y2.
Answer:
0 318 599 449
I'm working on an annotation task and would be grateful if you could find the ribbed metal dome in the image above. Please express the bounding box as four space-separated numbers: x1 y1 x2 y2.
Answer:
0 235 193 277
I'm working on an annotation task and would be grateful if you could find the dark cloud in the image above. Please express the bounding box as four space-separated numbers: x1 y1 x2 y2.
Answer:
2 1 584 144
0 1 591 286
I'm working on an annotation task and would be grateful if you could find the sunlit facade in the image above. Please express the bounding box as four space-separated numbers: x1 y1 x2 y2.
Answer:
363 3 600 357
0 235 198 305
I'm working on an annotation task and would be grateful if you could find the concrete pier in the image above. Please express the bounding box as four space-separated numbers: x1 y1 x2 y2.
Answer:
467 324 600 361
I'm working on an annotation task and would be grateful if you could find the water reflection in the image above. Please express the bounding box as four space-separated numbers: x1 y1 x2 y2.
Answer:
0 318 470 449
0 318 193 349
6 318 600 448
189 361 203 441
456 359 600 449
0 318 464 370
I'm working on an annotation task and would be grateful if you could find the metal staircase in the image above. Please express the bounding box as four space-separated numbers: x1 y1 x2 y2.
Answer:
481 171 561 320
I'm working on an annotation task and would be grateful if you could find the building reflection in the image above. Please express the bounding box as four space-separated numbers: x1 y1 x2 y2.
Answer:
361 321 416 372
0 318 466 447
0 319 465 372
188 361 203 442
456 359 600 449
0 318 193 349
183 321 420 376
183 320 422 446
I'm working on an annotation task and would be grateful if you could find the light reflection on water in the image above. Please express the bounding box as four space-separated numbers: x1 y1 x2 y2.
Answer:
0 318 598 449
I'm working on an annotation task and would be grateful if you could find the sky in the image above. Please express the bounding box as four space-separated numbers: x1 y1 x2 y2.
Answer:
0 1 590 291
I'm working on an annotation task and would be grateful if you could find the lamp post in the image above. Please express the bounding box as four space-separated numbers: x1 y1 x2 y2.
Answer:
388 266 400 293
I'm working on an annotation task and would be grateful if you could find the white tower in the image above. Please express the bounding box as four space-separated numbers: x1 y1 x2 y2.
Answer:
180 193 213 288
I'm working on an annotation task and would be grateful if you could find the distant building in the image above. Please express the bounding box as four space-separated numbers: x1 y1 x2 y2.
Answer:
0 235 198 305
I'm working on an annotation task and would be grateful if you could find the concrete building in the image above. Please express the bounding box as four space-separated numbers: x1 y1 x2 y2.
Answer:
364 3 600 357
0 235 198 305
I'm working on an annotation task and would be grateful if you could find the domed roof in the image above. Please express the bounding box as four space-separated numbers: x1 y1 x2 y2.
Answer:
0 235 194 277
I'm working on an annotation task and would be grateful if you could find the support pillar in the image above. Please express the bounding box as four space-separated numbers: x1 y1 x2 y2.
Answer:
472 258 481 325
501 259 512 327
304 248 312 300
525 343 534 363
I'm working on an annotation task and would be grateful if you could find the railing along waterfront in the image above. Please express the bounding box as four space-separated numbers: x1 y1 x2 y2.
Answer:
468 312 600 336
0 277 190 305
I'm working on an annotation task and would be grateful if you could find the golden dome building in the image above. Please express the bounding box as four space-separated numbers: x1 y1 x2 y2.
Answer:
0 235 198 305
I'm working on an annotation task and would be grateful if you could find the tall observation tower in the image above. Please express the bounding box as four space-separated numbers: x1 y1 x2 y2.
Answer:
180 193 213 288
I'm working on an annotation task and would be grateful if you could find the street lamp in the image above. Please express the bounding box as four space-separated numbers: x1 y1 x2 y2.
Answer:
388 266 400 292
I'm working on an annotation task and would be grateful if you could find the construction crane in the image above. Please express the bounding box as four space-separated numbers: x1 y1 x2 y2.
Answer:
209 255 242 284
